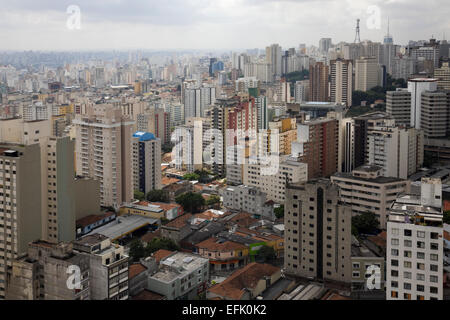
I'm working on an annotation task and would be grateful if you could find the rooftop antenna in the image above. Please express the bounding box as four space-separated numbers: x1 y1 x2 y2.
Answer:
354 19 361 43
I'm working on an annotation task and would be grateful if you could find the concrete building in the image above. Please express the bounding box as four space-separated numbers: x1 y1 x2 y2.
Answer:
5 241 90 300
244 155 308 204
73 234 129 300
309 62 329 102
132 132 162 195
136 108 171 145
196 237 248 271
260 117 297 156
386 178 444 300
392 56 415 81
74 105 134 207
148 251 209 300
420 91 449 138
408 78 438 130
355 57 380 92
174 119 206 173
331 165 411 228
266 44 282 79
222 185 274 220
284 179 352 285
386 89 411 126
292 118 339 179
0 144 42 299
366 117 424 179
330 59 353 107
435 62 450 91
294 81 306 103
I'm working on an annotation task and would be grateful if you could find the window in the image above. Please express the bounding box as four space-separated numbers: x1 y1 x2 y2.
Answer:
403 250 411 258
404 261 411 268
391 238 399 246
430 264 438 272
417 263 425 270
416 285 424 292
417 252 425 259
404 229 412 236
430 287 438 294
404 293 411 300
430 275 438 283
391 281 398 288
416 274 425 281
391 228 399 235
352 262 360 269
352 271 360 278
391 291 398 298
417 241 425 249
404 240 412 247
391 260 398 267
417 231 425 238
391 249 399 256
403 271 412 279
430 243 439 250
391 270 398 277
403 283 411 290
430 254 438 261
430 232 439 240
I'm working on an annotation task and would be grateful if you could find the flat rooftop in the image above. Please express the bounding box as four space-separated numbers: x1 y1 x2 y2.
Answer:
151 251 208 283
86 215 158 241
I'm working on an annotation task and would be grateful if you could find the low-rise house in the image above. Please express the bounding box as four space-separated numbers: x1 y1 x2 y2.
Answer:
120 201 183 220
163 180 193 202
207 262 281 300
180 222 227 252
76 212 116 238
160 213 193 244
128 263 148 296
196 237 249 271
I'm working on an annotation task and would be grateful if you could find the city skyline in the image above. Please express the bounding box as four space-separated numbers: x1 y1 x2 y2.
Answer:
0 0 448 51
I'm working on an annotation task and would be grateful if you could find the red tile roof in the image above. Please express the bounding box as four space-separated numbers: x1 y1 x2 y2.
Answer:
76 212 115 228
164 213 192 229
208 262 280 300
196 237 247 252
141 229 161 243
128 263 147 280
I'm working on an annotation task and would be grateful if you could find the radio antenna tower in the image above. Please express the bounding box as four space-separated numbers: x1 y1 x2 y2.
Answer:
354 19 361 43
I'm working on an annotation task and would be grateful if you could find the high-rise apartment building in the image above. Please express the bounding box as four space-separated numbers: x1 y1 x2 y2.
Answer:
331 165 411 228
0 145 42 299
73 234 129 300
266 44 282 79
435 61 450 91
420 91 449 138
309 62 329 102
74 105 134 207
136 107 171 145
330 59 353 107
355 57 380 92
386 89 412 126
319 38 332 53
294 81 306 103
386 178 443 300
292 118 339 179
132 132 162 195
284 179 352 285
259 117 297 156
408 78 438 129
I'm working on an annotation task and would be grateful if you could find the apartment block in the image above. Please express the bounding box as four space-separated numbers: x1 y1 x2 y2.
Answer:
74 105 134 207
355 57 380 92
132 132 162 195
148 251 209 300
221 185 274 220
284 179 352 285
292 118 339 179
309 62 329 102
420 91 449 138
0 145 42 299
6 241 90 300
386 178 443 300
73 234 129 300
330 59 353 107
386 89 411 126
244 155 308 204
331 165 411 229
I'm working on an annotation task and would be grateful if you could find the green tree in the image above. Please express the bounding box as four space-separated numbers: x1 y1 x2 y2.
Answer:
145 237 180 255
444 211 450 224
256 245 276 262
352 211 379 236
175 192 205 213
134 190 145 201
129 239 146 262
162 142 174 154
274 205 284 219
146 189 169 202
206 195 220 206
183 173 200 181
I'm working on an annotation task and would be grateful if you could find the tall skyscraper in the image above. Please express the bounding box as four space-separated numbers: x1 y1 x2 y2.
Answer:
284 179 352 285
319 38 332 53
309 62 329 102
355 57 380 92
132 132 162 195
408 78 438 129
266 44 282 79
330 59 353 107
435 61 450 90
386 89 412 126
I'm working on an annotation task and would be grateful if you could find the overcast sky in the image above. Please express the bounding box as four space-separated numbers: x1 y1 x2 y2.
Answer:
0 0 448 51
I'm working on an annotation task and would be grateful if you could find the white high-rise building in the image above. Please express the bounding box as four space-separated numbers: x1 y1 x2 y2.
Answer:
386 178 443 300
294 81 306 103
330 59 353 107
408 78 438 129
